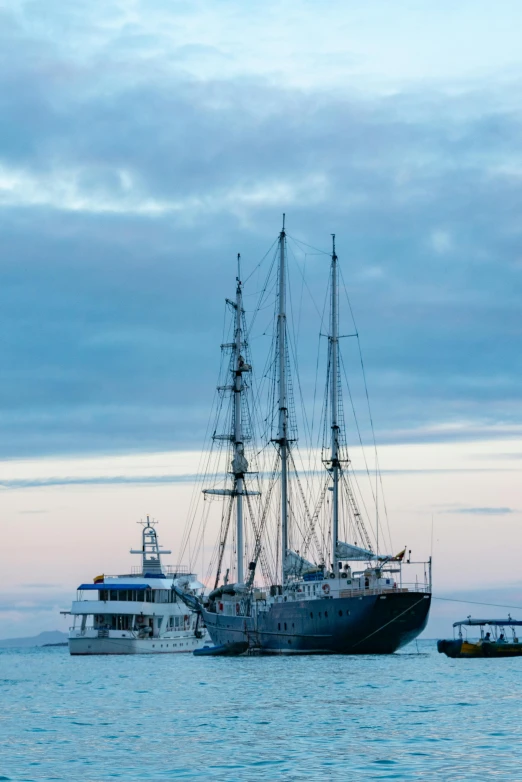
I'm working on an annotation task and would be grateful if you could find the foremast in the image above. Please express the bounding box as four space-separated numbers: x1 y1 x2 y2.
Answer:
277 216 289 583
203 255 253 584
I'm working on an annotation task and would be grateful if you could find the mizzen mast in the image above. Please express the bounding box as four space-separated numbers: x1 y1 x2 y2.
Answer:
329 235 340 570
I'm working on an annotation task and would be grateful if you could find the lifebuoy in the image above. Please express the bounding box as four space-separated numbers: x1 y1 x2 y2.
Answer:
322 583 330 595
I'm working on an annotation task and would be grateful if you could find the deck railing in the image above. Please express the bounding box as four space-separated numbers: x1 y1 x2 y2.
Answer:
337 584 431 599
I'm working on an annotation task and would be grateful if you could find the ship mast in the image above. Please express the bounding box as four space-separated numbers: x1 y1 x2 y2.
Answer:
330 235 340 571
233 254 245 583
203 256 252 584
278 215 289 581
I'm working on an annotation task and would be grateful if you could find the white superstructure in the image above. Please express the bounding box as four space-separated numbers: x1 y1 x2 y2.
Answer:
66 518 210 655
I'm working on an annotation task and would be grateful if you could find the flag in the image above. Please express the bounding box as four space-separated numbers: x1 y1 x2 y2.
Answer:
393 548 406 562
93 574 104 583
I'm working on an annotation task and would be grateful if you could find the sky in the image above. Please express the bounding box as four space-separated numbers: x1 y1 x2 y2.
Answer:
1 0 522 638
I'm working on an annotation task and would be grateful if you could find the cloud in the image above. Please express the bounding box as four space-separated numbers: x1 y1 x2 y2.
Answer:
451 506 515 515
0 2 521 459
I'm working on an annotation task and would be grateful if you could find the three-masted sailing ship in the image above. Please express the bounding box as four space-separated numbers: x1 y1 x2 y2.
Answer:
179 217 431 654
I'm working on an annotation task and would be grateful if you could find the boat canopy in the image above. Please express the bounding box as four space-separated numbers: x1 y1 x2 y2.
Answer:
453 618 522 627
77 583 150 591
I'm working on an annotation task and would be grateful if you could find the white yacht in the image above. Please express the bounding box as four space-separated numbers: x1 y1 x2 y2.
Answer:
66 518 210 655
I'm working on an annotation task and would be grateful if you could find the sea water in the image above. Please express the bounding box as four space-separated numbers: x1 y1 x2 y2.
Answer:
0 640 520 781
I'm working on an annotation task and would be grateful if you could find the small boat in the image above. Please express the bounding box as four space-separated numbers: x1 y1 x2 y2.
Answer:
438 617 522 658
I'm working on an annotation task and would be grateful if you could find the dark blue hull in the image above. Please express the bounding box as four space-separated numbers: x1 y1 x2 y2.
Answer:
202 591 431 654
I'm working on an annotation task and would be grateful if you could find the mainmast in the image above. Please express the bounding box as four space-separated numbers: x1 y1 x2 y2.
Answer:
278 215 289 581
330 235 340 570
233 254 245 583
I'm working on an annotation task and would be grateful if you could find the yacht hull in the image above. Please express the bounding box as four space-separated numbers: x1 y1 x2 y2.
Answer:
202 591 431 655
69 634 209 655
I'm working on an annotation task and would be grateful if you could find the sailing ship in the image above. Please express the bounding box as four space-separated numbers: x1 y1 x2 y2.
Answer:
66 518 209 655
179 217 431 654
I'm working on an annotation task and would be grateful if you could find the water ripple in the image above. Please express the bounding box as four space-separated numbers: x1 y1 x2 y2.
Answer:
0 642 521 780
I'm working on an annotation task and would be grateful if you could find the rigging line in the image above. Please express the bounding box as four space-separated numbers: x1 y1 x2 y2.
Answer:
246 245 278 337
286 243 330 498
286 233 330 257
184 371 236 567
243 237 279 285
339 264 393 553
286 247 313 453
339 351 392 555
179 309 235 561
434 597 522 611
341 468 374 552
339 350 376 501
286 237 327 321
310 265 332 470
349 596 429 650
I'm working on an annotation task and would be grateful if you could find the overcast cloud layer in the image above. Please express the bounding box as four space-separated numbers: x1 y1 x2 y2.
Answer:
1 0 522 457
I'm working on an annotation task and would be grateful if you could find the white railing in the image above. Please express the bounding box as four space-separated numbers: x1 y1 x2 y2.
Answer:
338 584 431 599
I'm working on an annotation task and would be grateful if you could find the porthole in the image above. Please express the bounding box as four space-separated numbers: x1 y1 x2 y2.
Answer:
338 610 343 617
278 623 281 631
284 623 287 631
325 611 328 618
310 612 313 619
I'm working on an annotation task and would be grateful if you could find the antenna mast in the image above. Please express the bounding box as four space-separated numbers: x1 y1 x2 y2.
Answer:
330 234 340 571
278 215 288 582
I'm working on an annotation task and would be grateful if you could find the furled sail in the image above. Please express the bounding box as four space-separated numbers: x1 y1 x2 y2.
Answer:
335 541 376 561
284 550 319 576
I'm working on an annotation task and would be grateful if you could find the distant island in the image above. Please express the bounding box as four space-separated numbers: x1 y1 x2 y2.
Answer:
0 631 68 649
